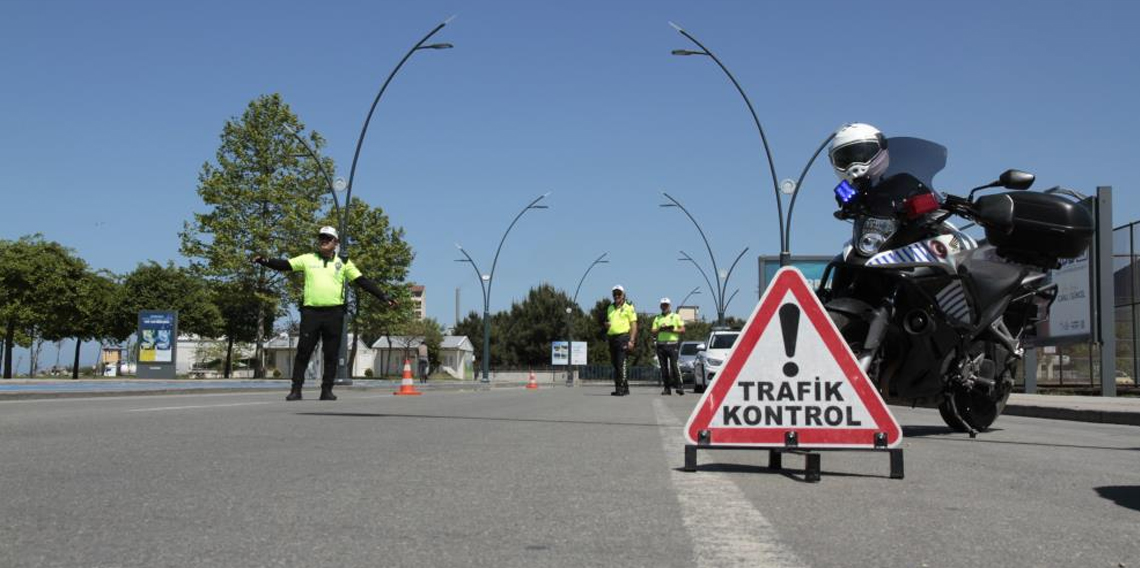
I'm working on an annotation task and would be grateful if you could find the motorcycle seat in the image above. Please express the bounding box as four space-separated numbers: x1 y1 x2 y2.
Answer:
958 255 1026 324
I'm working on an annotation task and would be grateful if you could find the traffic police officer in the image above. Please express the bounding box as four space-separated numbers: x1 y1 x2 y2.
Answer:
651 298 685 395
605 285 638 396
253 226 395 401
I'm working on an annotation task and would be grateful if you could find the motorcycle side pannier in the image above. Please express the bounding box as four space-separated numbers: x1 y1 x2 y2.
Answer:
978 192 1094 260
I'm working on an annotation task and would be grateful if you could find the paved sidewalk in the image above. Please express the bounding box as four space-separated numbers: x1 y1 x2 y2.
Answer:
1004 393 1140 426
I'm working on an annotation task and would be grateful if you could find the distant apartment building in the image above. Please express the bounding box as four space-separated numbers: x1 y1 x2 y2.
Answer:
409 284 425 320
677 305 700 323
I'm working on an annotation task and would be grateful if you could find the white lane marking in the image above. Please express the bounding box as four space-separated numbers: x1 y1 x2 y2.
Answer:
0 391 279 404
653 399 806 568
128 402 274 412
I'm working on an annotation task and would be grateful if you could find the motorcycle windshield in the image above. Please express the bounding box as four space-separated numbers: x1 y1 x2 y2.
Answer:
881 137 948 190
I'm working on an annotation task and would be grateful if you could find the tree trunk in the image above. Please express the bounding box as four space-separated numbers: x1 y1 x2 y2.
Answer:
2 320 12 379
72 338 82 379
254 300 265 379
29 335 44 377
224 335 234 379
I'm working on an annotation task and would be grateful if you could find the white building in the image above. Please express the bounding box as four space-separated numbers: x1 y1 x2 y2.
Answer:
371 335 474 379
263 333 377 379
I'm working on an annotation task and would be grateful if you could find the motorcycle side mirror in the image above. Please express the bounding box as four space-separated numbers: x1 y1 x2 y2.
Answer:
968 169 1035 201
999 169 1035 190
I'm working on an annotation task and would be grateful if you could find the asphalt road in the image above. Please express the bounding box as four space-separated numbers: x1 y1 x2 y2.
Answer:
1 386 1136 568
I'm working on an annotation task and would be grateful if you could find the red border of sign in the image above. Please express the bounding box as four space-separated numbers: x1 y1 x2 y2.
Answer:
685 268 902 448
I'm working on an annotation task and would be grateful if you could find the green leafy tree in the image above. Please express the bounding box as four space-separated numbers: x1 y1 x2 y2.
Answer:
392 317 444 369
495 284 575 367
180 93 330 377
0 236 87 378
116 263 224 350
210 279 273 378
50 270 123 379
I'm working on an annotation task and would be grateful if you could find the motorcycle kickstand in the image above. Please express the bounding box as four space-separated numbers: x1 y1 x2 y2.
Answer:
947 392 978 439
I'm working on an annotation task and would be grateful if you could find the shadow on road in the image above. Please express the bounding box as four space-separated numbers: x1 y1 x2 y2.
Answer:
902 426 1139 452
296 411 665 429
1095 486 1140 512
902 425 961 437
683 462 891 482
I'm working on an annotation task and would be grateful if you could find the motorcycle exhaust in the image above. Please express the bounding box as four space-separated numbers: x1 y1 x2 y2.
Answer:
903 309 934 336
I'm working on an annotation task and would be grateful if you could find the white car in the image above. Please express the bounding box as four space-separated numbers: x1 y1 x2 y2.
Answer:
692 329 740 393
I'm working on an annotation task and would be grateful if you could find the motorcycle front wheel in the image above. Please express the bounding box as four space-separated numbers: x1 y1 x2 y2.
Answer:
938 342 1015 432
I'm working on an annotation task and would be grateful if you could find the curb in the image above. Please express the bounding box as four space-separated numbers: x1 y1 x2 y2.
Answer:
1002 404 1140 427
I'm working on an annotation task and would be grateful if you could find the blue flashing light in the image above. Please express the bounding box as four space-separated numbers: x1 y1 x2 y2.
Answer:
835 180 857 204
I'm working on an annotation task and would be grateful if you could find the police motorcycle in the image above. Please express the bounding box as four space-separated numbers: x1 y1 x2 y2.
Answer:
817 124 1094 434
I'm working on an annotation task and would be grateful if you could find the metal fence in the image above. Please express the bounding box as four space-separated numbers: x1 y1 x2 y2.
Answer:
1026 220 1138 389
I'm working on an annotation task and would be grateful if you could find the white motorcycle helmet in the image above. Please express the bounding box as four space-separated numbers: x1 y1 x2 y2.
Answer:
829 123 889 183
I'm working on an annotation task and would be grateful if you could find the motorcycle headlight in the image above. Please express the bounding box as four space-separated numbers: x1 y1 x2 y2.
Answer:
855 217 898 256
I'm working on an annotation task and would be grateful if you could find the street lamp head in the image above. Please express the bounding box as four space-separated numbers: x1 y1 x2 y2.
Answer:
333 177 347 192
419 43 454 50
671 49 708 56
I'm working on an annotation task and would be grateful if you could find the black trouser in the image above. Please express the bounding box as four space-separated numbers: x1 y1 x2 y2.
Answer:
656 342 681 390
293 306 344 387
608 334 630 392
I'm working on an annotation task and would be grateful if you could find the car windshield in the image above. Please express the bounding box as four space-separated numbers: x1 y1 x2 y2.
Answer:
709 333 738 349
680 343 699 355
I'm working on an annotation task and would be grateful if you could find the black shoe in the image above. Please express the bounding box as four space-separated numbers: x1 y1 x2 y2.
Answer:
319 387 337 401
676 389 684 396
286 385 303 401
611 390 624 396
661 389 672 395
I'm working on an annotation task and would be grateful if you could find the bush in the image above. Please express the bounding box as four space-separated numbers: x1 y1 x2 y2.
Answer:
364 368 374 378
271 368 281 378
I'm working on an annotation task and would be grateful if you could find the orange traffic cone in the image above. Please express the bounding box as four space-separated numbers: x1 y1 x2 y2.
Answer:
394 359 423 396
526 370 539 390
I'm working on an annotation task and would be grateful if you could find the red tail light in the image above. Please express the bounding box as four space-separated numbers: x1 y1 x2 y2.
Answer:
905 192 940 219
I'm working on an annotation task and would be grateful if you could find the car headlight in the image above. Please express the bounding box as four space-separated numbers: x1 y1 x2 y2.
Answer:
706 357 724 367
855 216 898 256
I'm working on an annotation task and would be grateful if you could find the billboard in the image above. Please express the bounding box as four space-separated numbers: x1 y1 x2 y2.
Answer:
1033 247 1094 345
758 256 833 294
552 341 587 366
139 311 176 363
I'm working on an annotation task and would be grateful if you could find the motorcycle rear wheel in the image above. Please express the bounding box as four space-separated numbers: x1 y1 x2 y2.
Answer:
938 343 1015 432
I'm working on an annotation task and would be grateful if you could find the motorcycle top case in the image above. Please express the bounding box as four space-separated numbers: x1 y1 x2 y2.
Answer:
976 191 1094 260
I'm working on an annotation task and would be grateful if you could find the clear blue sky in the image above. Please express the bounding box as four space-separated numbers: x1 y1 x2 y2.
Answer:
2 0 1137 369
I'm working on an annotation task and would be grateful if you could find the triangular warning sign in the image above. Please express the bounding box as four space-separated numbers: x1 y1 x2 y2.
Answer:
685 267 901 448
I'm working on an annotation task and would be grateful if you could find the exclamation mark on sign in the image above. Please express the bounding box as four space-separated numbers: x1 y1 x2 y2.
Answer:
779 303 800 377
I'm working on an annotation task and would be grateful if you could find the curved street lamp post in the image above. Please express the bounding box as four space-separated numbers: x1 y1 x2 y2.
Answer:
660 192 748 326
286 18 454 385
670 22 835 268
455 193 551 383
564 252 609 386
677 286 701 312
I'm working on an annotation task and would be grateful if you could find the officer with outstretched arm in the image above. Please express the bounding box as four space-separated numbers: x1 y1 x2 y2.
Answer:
253 226 395 401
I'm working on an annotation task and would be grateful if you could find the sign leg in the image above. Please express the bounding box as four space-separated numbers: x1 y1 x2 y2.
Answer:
889 449 904 479
768 450 783 470
805 452 821 483
684 445 698 472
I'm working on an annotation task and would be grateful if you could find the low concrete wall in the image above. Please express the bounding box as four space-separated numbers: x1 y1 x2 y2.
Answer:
473 370 573 384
